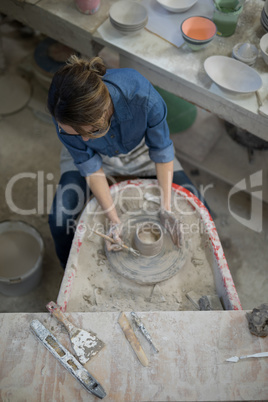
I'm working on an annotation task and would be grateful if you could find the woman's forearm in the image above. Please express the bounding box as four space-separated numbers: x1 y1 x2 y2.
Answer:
86 168 120 224
156 160 174 211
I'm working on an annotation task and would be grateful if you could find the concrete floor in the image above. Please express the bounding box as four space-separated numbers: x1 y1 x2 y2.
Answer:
0 22 267 313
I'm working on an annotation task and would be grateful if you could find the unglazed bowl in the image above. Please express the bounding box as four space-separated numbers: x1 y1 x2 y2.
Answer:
134 222 163 257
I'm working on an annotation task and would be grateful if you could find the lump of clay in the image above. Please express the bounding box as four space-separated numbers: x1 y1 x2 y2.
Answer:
246 303 268 337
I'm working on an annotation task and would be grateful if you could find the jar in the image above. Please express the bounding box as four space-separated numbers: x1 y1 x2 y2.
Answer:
213 5 243 37
75 0 100 15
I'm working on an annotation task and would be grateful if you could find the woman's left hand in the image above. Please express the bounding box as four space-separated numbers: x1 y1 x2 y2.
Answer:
105 223 123 252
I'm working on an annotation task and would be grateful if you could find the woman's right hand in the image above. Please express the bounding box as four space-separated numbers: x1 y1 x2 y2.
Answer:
105 222 123 252
159 209 184 249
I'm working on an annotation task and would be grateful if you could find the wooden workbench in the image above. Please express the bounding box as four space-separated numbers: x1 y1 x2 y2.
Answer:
1 0 268 141
1 0 268 199
0 311 267 401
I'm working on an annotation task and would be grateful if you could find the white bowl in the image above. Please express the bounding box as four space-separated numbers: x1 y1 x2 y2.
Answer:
232 43 258 65
260 33 268 65
264 0 268 16
110 19 146 34
110 15 147 30
204 55 262 93
109 1 148 27
156 0 198 13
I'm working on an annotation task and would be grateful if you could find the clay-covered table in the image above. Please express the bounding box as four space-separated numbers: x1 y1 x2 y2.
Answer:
0 310 267 401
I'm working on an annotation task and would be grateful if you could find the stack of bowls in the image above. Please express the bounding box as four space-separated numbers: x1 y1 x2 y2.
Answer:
109 1 148 34
180 16 217 51
232 43 258 66
261 0 268 32
260 33 268 65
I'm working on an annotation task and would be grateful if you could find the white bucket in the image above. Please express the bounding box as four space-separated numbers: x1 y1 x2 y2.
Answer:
0 221 44 296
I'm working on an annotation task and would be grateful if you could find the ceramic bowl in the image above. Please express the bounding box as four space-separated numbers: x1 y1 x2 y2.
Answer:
232 43 258 66
109 1 148 27
264 0 268 17
156 0 198 13
261 9 268 32
180 16 217 50
260 33 268 65
204 55 262 93
110 17 147 34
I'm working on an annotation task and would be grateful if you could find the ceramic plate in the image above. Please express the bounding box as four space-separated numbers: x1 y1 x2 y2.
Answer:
204 55 262 93
156 0 198 13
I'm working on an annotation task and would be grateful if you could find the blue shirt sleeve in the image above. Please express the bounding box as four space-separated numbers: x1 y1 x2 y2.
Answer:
145 86 174 163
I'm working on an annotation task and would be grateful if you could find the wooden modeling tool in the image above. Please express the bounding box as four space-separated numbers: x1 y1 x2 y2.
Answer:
46 301 105 364
30 319 106 399
90 229 140 257
118 312 149 367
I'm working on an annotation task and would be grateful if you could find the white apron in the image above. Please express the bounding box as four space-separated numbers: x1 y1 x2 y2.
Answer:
60 138 182 177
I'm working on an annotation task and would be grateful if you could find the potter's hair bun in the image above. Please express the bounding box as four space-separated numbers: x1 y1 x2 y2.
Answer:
67 55 106 76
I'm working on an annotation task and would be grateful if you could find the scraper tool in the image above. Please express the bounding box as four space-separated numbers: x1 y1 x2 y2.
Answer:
46 301 105 364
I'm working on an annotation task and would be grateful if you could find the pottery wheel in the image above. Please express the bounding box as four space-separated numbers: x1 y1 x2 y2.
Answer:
105 214 186 285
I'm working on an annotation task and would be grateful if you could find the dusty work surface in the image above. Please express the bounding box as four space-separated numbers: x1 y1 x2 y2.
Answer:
0 311 267 401
64 184 219 312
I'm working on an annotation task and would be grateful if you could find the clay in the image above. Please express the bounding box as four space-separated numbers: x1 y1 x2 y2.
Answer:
0 231 40 278
138 227 160 243
246 303 268 337
106 214 186 284
198 295 212 311
134 221 163 257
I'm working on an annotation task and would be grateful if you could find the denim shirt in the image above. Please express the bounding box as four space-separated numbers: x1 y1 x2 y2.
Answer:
54 68 174 177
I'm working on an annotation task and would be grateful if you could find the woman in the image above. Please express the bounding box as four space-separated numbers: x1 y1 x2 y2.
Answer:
47 55 202 268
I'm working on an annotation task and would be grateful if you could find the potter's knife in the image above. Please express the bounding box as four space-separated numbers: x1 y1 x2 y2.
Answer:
131 312 159 353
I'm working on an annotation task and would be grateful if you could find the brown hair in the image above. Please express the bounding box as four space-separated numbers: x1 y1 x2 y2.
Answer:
47 55 111 137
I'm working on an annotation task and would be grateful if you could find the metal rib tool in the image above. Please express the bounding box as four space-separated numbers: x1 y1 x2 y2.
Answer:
30 319 106 399
90 229 140 257
131 312 159 353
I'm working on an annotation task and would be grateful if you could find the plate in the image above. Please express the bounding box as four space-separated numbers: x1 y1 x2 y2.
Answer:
156 0 198 13
204 55 262 94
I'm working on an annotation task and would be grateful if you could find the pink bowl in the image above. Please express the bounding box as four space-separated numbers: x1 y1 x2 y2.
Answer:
75 0 100 15
181 16 217 41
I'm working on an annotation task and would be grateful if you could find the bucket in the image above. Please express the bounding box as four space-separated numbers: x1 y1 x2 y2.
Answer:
154 86 197 134
0 221 44 296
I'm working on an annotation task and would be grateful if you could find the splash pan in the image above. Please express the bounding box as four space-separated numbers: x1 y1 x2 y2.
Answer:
57 180 242 312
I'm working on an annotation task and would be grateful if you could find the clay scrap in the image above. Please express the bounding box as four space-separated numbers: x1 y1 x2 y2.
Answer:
246 303 268 337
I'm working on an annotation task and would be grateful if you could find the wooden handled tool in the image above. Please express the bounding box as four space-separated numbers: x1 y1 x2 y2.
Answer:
46 301 105 364
118 312 149 367
90 229 140 257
